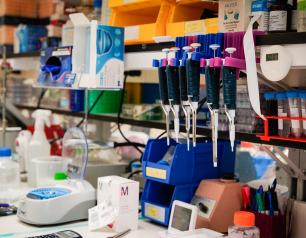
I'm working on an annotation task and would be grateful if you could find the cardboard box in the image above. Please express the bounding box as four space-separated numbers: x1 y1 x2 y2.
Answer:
70 13 124 90
90 176 139 232
0 0 37 18
218 0 253 32
0 25 16 44
0 0 20 17
38 0 54 18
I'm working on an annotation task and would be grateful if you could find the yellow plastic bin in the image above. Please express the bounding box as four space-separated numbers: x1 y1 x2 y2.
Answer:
166 0 219 37
109 0 175 44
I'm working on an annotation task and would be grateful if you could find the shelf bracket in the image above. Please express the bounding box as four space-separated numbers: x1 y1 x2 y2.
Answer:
262 146 306 180
263 145 306 201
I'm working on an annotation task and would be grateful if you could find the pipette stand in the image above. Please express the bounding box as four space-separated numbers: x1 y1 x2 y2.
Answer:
141 138 236 226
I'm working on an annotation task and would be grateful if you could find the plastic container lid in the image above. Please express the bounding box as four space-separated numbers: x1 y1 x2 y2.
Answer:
0 147 12 157
94 0 102 8
234 211 255 227
276 91 287 99
264 92 276 100
287 91 299 99
54 172 68 180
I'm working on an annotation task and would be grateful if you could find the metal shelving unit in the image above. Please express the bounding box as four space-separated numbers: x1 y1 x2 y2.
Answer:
8 32 306 150
15 104 306 150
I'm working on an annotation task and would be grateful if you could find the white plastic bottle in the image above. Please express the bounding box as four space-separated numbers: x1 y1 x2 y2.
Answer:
0 147 20 202
27 109 51 186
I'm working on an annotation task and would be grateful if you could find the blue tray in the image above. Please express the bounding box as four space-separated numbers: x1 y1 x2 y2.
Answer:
141 180 198 226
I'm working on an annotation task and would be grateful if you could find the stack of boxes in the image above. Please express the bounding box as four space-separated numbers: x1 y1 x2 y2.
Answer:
0 0 53 54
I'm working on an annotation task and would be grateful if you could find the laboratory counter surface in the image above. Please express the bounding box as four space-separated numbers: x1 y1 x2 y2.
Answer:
0 215 164 238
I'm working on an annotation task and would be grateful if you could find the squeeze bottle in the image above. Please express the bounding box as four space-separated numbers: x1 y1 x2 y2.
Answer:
27 109 51 185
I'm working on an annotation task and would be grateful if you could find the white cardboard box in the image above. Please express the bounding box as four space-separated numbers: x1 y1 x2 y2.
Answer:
93 176 139 232
218 0 253 32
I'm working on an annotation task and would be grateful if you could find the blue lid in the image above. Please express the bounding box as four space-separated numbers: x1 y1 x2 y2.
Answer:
152 59 159 68
299 90 306 99
0 147 12 157
94 0 102 8
264 92 276 100
191 52 205 61
276 92 287 99
286 91 299 98
252 1 268 12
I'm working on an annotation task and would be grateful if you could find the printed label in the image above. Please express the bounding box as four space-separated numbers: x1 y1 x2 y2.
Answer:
146 167 167 180
269 10 287 31
185 20 204 35
52 48 71 56
252 12 269 31
125 26 139 41
88 203 118 231
144 203 165 223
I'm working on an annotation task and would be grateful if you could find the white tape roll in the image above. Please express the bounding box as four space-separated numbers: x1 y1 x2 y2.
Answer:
260 45 292 82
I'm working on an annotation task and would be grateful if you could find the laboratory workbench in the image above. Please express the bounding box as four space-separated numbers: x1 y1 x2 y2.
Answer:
0 215 164 238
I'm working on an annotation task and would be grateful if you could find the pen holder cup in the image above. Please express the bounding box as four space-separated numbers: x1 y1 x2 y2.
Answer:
255 212 286 238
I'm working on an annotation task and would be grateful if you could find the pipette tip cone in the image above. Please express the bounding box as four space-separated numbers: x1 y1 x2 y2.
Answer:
213 162 218 167
193 142 196 147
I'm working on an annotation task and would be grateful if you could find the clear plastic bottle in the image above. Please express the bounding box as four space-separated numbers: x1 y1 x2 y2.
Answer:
287 91 302 137
0 147 20 191
276 92 290 137
228 211 260 238
300 90 306 136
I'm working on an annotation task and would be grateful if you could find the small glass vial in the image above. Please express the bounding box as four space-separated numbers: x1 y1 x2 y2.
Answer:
300 90 306 136
228 211 260 238
297 0 306 32
276 92 290 137
287 91 302 137
269 0 291 32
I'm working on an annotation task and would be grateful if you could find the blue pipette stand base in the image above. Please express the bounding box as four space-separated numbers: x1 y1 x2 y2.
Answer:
142 138 236 185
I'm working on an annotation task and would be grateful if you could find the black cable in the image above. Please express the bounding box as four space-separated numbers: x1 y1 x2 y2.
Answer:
50 91 105 144
114 142 145 148
198 81 223 111
36 89 47 109
127 170 142 179
76 91 104 128
117 74 144 155
198 96 207 111
156 130 166 140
